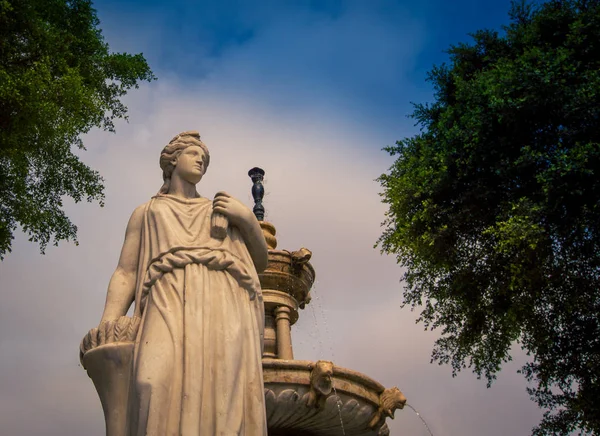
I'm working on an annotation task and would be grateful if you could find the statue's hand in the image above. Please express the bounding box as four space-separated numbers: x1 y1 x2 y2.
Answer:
213 191 254 230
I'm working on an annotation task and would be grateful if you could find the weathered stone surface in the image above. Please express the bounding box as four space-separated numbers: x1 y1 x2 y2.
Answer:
81 131 268 436
263 359 406 436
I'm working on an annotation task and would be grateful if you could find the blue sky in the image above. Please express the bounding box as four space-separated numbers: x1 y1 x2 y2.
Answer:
94 0 515 135
0 1 548 436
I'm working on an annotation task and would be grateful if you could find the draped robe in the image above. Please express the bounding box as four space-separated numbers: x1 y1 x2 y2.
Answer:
129 194 267 436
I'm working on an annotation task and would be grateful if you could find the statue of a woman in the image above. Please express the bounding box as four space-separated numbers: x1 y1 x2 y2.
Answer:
99 131 268 435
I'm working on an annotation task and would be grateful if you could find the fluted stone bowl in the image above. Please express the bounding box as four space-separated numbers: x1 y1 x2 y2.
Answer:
263 359 406 436
259 249 316 309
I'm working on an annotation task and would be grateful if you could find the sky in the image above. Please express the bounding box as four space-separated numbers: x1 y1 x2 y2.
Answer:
0 1 548 435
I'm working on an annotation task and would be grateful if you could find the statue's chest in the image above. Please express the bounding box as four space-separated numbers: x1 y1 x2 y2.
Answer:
152 203 211 245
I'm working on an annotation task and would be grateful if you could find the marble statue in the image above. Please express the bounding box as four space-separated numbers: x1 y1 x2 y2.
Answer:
96 131 269 435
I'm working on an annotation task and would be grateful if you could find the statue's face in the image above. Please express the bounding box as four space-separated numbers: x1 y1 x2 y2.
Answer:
172 145 207 185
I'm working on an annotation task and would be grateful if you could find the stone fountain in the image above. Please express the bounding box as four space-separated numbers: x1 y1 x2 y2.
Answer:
79 142 405 435
249 167 407 436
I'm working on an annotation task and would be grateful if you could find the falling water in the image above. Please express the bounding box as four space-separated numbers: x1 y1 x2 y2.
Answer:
311 288 336 361
308 293 324 357
329 376 346 436
405 404 434 436
311 289 345 436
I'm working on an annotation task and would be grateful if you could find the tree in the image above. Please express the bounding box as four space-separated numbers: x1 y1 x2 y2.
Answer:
0 0 155 258
378 1 600 434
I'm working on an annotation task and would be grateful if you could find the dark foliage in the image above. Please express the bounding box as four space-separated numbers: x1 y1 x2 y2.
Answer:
0 0 155 258
378 1 600 434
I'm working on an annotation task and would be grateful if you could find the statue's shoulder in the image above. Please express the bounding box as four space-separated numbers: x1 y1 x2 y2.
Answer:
132 201 152 217
121 202 150 236
134 201 151 215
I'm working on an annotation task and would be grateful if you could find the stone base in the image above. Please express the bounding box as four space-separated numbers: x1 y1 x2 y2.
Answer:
83 342 134 436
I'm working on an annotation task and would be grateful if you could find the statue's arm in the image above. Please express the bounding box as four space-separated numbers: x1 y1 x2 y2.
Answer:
213 192 268 273
99 204 145 323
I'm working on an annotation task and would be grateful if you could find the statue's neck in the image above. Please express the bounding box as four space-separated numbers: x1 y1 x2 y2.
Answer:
168 177 199 199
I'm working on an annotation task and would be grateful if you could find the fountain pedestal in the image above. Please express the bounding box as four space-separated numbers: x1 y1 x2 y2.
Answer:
256 214 406 436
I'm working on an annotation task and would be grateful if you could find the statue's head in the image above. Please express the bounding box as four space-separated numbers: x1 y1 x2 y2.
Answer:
158 131 210 194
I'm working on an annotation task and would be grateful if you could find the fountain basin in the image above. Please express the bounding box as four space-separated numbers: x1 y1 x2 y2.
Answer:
260 249 315 309
263 359 405 436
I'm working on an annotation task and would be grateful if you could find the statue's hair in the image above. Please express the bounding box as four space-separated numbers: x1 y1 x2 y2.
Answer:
158 131 210 194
